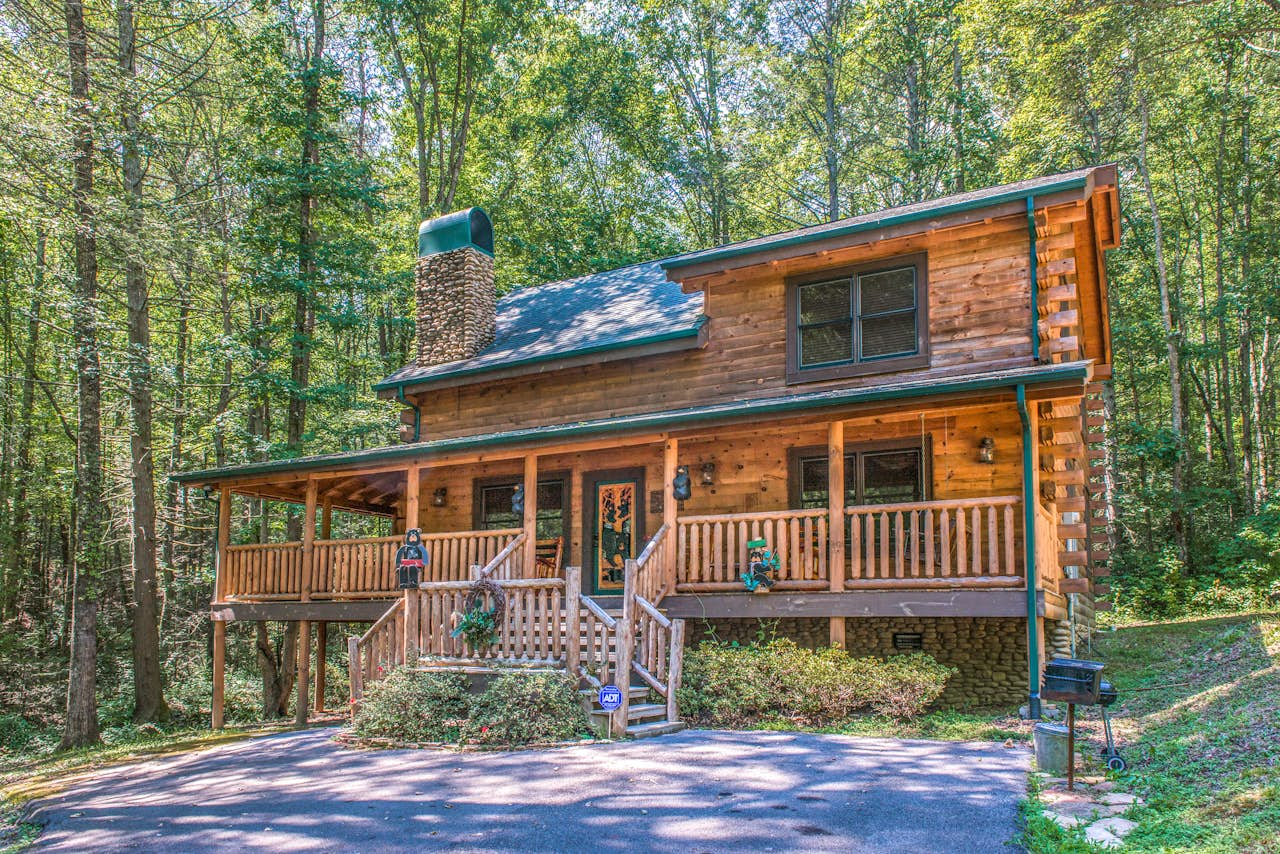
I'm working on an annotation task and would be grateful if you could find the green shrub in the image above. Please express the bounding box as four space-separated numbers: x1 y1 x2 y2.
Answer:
352 668 590 746
677 639 954 727
462 671 590 745
353 669 470 743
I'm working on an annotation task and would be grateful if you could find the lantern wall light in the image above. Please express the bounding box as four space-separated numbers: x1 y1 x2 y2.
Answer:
432 487 448 507
977 437 996 464
700 461 716 486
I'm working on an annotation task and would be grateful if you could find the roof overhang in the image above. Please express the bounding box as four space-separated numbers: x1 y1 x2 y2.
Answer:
373 317 708 398
176 360 1093 494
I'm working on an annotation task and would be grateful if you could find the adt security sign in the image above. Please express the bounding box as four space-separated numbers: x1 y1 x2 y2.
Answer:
598 684 623 711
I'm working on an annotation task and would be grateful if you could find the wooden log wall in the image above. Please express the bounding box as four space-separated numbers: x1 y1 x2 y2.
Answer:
404 203 1101 442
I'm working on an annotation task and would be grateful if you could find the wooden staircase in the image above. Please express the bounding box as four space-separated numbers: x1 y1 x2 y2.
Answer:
349 529 688 740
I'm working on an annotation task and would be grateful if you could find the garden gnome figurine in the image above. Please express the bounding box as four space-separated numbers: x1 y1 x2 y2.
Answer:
742 538 778 593
396 528 429 588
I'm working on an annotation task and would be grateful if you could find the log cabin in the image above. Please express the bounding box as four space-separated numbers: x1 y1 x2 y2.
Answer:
176 165 1121 734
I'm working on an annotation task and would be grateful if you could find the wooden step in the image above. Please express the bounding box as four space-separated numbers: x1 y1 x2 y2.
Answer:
626 720 685 739
590 702 666 723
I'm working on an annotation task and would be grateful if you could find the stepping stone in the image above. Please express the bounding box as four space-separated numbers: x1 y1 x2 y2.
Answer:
1092 816 1139 838
1042 810 1083 830
1085 825 1123 849
1099 792 1140 806
1093 780 1116 792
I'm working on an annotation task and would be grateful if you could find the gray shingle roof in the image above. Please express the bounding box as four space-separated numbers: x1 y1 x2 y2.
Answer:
663 167 1100 270
375 260 704 391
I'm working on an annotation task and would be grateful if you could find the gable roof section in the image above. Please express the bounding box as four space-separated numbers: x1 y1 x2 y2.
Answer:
375 260 705 394
661 166 1112 276
377 165 1117 394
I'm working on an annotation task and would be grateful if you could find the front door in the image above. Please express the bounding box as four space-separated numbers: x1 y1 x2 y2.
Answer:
585 468 645 594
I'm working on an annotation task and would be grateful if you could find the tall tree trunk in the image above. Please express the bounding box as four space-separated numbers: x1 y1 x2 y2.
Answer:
118 0 169 724
1138 92 1188 566
62 0 103 750
1212 55 1237 494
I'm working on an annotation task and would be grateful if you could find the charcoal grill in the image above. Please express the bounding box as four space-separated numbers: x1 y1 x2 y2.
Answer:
1040 657 1107 789
1096 680 1125 772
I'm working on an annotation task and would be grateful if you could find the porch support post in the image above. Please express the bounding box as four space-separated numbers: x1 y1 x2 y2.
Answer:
405 464 421 532
523 454 538 576
296 480 318 726
215 486 231 602
315 621 327 712
1018 384 1042 719
320 500 332 539
211 620 226 730
828 421 846 648
663 438 679 595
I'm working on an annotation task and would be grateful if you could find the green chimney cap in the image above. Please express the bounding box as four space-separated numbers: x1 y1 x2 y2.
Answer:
417 208 494 258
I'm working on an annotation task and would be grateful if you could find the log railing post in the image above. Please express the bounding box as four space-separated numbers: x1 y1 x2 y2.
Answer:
612 558 637 734
666 618 686 722
827 421 846 648
347 636 363 711
564 565 581 677
403 588 420 663
523 454 538 577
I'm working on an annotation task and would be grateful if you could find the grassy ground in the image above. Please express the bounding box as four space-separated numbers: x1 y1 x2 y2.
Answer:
1022 610 1280 853
754 707 1032 742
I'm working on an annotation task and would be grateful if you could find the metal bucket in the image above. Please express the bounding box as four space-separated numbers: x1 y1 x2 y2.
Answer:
1033 723 1070 775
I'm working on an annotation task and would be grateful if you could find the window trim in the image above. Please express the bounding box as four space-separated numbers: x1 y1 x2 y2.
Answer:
471 471 571 540
785 253 930 384
786 437 932 509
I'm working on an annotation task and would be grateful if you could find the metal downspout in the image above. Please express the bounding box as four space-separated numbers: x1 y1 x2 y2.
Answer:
1018 383 1042 719
1027 196 1041 364
397 387 422 442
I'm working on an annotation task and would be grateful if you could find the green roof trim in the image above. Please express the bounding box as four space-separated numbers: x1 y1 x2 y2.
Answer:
372 316 707 393
175 361 1090 486
660 171 1091 272
418 207 494 258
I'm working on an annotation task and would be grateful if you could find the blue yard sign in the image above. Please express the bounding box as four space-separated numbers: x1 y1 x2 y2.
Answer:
598 684 623 711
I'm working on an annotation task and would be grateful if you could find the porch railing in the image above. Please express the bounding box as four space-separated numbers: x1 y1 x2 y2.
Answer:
675 508 829 592
220 528 520 601
845 496 1022 587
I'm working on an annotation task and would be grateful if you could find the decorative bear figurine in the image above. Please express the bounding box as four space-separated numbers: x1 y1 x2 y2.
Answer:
742 538 779 593
672 465 692 501
395 528 430 589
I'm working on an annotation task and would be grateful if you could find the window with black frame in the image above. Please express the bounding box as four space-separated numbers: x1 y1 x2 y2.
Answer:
477 479 566 541
789 255 927 382
796 447 925 509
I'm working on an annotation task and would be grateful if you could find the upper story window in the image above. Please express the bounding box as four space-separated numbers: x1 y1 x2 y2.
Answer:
786 253 929 383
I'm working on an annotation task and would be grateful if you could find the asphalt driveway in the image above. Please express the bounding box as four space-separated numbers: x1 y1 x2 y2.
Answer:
28 727 1029 853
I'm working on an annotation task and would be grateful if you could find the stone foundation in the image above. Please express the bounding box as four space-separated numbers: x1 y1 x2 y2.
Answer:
685 616 1029 709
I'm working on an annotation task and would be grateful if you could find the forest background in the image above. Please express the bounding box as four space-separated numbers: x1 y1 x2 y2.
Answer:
0 0 1278 748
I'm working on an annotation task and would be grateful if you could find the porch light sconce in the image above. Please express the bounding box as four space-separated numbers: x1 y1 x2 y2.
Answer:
977 437 996 465
700 461 716 487
200 485 216 501
672 466 692 501
432 487 447 507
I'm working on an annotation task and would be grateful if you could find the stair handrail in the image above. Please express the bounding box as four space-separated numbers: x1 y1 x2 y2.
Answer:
473 530 527 580
347 595 406 708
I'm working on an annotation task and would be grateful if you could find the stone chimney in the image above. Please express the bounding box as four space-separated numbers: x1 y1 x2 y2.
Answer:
415 208 496 367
